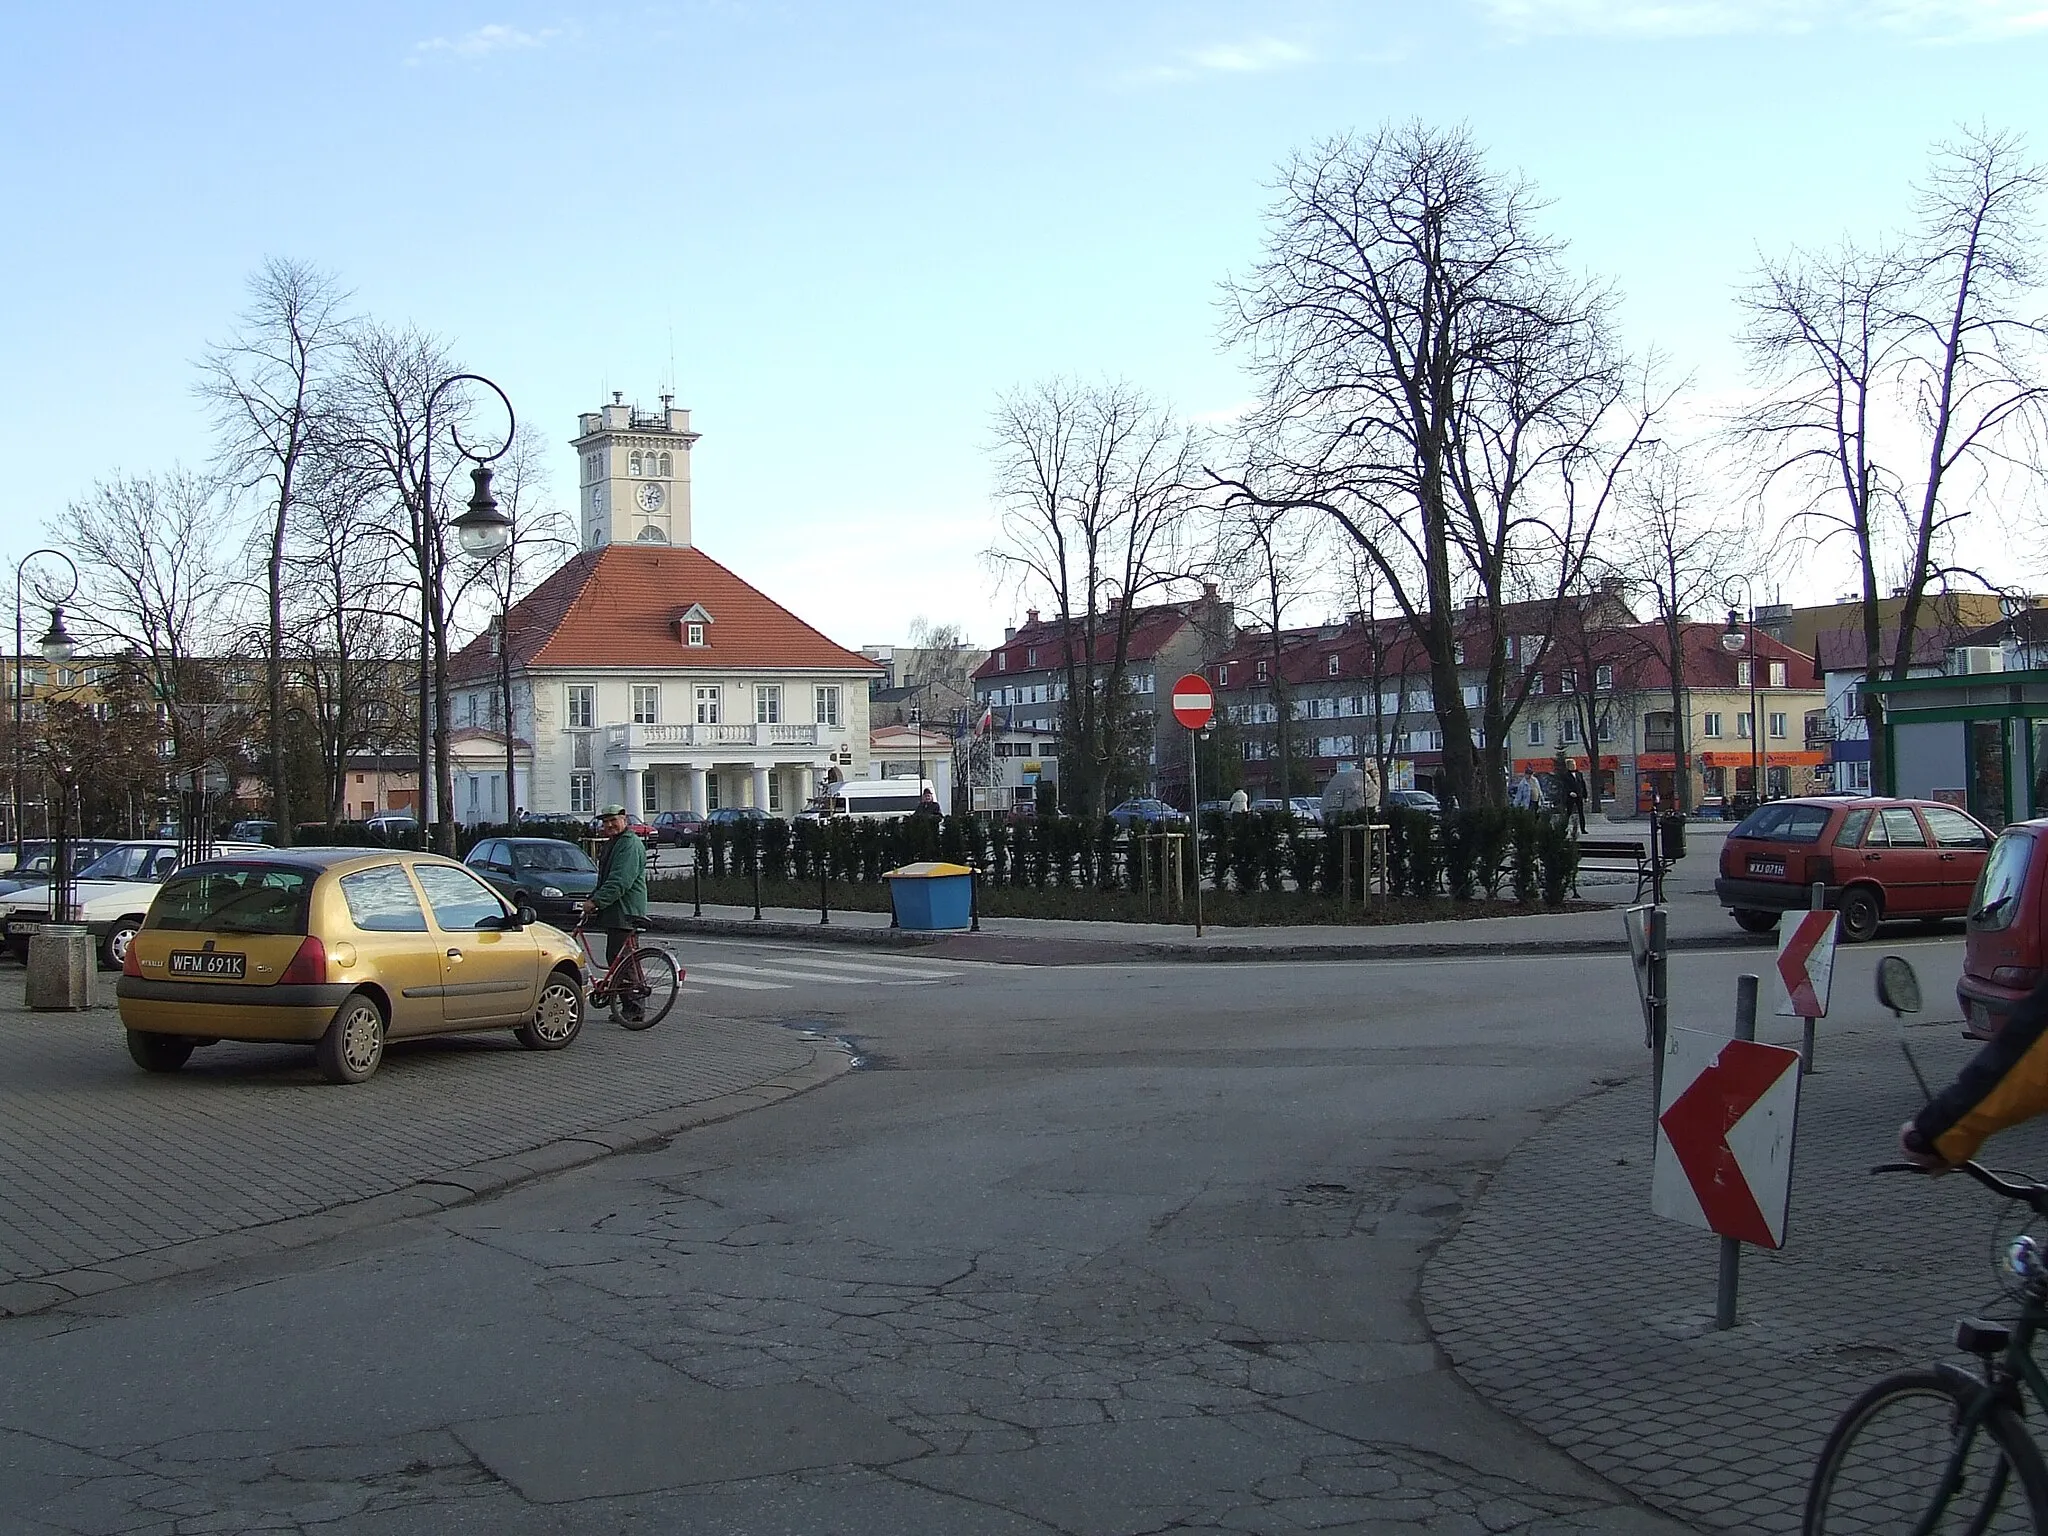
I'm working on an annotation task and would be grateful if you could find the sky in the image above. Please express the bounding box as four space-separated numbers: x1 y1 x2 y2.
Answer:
3 0 2046 651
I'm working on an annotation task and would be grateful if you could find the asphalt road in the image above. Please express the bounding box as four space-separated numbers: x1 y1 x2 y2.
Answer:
0 934 1970 1534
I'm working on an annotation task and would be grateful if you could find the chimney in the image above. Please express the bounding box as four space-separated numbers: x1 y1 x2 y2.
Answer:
1004 626 1016 642
1202 580 1219 601
1026 608 1040 625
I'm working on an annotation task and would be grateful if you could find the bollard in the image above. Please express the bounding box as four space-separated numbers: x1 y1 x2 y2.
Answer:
753 858 763 922
25 926 96 1010
819 856 830 926
693 845 703 919
970 865 981 932
1802 880 1827 1074
1716 974 1760 1331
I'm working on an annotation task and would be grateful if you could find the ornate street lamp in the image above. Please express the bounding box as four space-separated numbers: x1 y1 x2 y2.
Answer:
454 462 518 822
12 549 80 866
1720 604 1763 806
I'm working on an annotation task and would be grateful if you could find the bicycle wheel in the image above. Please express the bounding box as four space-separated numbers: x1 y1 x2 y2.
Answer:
612 947 680 1031
1805 1369 2048 1534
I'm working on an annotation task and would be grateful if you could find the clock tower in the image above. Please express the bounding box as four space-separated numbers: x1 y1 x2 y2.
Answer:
570 392 701 549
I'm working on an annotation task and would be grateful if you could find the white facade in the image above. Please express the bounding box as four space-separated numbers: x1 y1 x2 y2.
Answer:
572 394 700 550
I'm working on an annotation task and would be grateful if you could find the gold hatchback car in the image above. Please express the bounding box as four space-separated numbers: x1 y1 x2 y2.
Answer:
117 847 587 1084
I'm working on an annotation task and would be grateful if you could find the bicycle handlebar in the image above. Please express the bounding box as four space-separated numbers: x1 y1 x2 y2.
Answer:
1873 1160 2048 1214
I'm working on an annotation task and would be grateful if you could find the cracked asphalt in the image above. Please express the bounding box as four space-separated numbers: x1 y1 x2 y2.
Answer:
2 947 1708 1534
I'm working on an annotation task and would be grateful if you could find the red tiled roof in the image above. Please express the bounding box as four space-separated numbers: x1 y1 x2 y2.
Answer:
454 545 882 680
971 604 1198 680
1813 625 1967 671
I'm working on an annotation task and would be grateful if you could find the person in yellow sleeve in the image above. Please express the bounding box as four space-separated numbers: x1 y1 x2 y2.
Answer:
1900 978 2048 1168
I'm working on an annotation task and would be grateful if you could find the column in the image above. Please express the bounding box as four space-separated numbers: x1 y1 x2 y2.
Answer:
624 767 644 819
799 765 816 808
688 765 707 817
751 765 771 813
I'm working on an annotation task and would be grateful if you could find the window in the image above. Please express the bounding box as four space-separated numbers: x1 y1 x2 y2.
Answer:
1527 718 1545 745
1453 641 1466 664
413 864 508 932
1597 714 1613 742
1737 660 1752 687
1560 669 1577 694
1924 806 1992 850
1326 654 1341 677
1879 807 1929 848
1561 716 1580 744
632 684 660 724
816 685 841 726
768 773 782 813
643 776 659 815
1595 665 1614 692
695 685 720 725
1026 647 1038 667
1527 673 1543 695
686 622 706 647
339 866 429 933
1703 712 1723 738
1256 660 1268 682
1769 711 1787 739
658 452 671 477
570 772 595 814
566 684 595 730
629 450 643 476
997 652 1007 672
1737 712 1754 739
1217 664 1229 686
755 684 781 724
706 773 720 811
1769 660 1787 688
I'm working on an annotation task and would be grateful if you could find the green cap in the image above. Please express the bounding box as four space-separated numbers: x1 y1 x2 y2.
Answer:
597 803 629 817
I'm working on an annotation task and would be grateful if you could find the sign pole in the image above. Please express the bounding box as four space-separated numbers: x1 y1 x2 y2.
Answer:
1190 730 1204 938
1716 974 1759 1331
1804 881 1824 1074
1648 905 1668 1127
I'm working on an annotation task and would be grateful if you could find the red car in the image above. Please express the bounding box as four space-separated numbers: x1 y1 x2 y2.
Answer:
1714 795 1993 942
1959 819 2048 1039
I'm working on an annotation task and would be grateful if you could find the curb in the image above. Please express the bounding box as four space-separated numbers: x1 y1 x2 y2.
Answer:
643 911 1771 963
0 1034 857 1321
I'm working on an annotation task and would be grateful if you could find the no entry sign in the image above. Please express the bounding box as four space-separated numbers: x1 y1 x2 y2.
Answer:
1774 909 1838 1019
1171 673 1215 731
1652 1027 1802 1250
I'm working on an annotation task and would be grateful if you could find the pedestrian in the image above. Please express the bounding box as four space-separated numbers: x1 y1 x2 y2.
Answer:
580 803 650 1022
1565 766 1588 836
915 787 942 819
1511 768 1540 811
1228 787 1250 816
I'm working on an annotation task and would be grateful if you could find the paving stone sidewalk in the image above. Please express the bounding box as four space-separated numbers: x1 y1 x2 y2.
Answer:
0 993 847 1317
1425 1013 2048 1532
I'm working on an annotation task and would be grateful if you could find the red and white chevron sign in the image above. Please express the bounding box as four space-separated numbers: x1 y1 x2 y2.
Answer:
1773 909 1838 1020
1652 1028 1802 1250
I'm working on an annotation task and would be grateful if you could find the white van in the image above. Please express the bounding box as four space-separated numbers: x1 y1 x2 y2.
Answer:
800 779 937 821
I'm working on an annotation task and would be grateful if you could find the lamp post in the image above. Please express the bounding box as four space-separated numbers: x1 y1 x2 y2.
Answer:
420 373 515 853
1721 599 1764 807
12 549 79 866
452 462 516 825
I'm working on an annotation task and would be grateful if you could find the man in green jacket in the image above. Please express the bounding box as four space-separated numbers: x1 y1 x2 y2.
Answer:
582 804 651 1019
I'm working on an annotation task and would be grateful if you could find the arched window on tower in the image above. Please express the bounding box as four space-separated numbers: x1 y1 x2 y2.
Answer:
628 450 643 477
657 452 671 478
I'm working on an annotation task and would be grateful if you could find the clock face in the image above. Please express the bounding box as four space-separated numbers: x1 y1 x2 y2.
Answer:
636 482 665 512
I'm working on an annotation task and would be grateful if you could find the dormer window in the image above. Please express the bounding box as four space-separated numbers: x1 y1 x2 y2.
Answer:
1325 654 1340 677
997 652 1008 672
1026 647 1038 667
686 623 705 647
673 601 714 647
1255 660 1268 682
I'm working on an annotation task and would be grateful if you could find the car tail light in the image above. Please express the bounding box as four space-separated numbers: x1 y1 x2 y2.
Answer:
122 941 142 978
1993 966 2042 988
278 935 327 986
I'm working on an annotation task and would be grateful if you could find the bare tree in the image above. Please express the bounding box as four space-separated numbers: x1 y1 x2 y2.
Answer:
1217 122 1661 808
58 470 251 785
986 378 1204 820
1215 504 1326 801
1340 550 1418 802
1739 126 2048 783
1610 442 1751 811
199 258 351 846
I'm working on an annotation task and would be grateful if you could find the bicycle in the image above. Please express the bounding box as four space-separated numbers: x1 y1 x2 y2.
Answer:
1804 1160 2048 1533
570 918 682 1031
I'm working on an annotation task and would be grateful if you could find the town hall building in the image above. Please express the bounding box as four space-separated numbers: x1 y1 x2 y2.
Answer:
449 396 881 821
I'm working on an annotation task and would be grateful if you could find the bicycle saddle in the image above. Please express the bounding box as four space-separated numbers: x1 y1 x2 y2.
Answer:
1956 1317 2012 1357
631 916 653 931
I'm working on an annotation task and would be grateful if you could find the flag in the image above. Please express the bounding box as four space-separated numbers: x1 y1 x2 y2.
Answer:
976 705 994 735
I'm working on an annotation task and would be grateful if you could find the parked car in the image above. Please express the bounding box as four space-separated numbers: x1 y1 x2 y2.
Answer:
463 837 599 924
649 809 708 847
0 839 267 968
116 848 586 1084
705 807 770 832
1957 819 2048 1039
1385 790 1442 815
0 839 121 892
228 819 279 844
1713 795 1993 943
364 813 420 842
1107 798 1189 829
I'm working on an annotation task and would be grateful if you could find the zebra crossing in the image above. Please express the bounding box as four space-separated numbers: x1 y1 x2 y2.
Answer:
659 941 967 995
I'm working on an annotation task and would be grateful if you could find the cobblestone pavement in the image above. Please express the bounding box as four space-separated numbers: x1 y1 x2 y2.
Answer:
1425 1012 2048 1533
0 979 850 1317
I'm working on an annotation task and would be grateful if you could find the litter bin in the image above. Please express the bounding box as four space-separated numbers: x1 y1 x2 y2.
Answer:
1658 812 1687 862
883 861 976 931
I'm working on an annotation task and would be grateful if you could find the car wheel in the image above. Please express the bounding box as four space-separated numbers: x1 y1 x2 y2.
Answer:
101 916 146 972
1838 886 1883 943
316 992 386 1084
1732 908 1780 935
517 969 584 1051
126 1030 195 1073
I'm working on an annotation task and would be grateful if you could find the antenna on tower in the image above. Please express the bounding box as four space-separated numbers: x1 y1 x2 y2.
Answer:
667 322 677 401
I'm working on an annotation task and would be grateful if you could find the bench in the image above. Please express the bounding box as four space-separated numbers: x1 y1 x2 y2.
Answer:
1573 839 1656 901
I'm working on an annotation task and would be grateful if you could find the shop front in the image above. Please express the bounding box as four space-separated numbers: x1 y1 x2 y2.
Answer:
1871 669 2048 830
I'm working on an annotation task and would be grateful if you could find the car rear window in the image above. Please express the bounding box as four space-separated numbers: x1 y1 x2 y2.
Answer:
146 864 315 935
1971 831 2035 933
1731 803 1834 845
